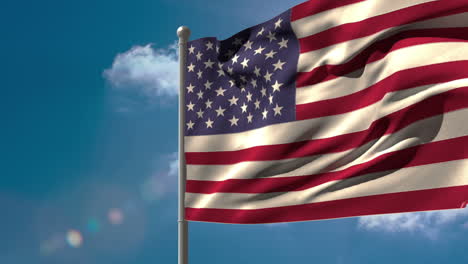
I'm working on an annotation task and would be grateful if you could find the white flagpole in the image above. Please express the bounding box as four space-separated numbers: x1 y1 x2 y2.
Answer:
177 26 190 264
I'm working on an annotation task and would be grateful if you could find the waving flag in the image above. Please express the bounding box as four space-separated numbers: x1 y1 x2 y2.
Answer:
183 0 468 224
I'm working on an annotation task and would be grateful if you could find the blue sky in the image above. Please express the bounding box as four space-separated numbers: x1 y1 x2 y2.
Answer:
1 0 468 263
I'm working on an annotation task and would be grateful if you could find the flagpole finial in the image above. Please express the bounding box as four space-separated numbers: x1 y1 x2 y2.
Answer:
177 26 191 42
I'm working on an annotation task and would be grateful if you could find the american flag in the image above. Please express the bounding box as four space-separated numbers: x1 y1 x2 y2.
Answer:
184 0 468 224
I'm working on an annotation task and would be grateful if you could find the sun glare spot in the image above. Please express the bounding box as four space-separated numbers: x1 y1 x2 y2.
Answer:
66 230 83 248
108 208 124 225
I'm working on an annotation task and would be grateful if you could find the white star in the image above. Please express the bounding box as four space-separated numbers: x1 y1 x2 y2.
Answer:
228 95 239 106
264 71 273 82
186 120 195 130
218 62 224 68
265 50 277 59
225 49 234 58
229 115 239 126
204 80 213 89
228 79 235 87
196 109 204 118
239 75 247 83
273 59 286 71
250 79 257 88
247 113 253 123
254 46 265 55
186 83 195 93
197 90 203 99
240 85 246 93
272 80 283 92
188 45 195 54
205 99 213 109
186 101 195 111
205 118 214 128
254 66 261 77
243 40 253 50
269 95 274 104
254 99 261 109
217 68 225 77
205 41 214 50
240 103 248 113
260 87 267 97
197 70 203 79
274 18 283 29
273 103 283 116
267 31 277 42
215 87 226 96
256 27 265 37
216 45 220 53
233 38 243 46
262 108 268 119
227 67 234 75
196 51 203 61
215 106 226 116
240 58 250 69
187 63 195 72
204 59 215 69
231 54 240 64
278 38 289 49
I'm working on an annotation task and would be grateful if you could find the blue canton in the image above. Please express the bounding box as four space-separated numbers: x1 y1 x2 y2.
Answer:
185 10 299 136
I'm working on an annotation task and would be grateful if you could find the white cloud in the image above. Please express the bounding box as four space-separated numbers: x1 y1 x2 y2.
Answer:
264 222 290 228
168 156 179 177
358 208 468 239
103 43 179 98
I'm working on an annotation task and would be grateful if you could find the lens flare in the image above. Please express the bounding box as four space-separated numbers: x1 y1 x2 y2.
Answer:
40 233 66 256
108 208 124 225
87 218 100 233
66 230 83 248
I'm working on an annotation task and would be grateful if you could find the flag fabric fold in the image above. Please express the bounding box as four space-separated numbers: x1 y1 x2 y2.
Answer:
183 0 468 224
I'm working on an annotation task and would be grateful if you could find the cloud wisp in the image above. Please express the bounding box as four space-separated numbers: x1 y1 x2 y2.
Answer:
103 43 179 99
140 153 179 202
358 208 468 239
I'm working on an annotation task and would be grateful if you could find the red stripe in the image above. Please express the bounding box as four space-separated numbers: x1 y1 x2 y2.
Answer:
296 61 468 119
187 136 468 194
186 185 468 224
186 87 468 165
291 0 365 22
296 28 468 88
298 1 468 53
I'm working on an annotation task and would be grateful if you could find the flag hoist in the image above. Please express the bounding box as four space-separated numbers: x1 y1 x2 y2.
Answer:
177 25 190 264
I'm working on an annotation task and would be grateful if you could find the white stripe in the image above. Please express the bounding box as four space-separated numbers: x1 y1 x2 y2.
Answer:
297 12 468 73
291 0 437 38
296 42 468 104
186 78 468 152
186 159 468 209
187 108 468 181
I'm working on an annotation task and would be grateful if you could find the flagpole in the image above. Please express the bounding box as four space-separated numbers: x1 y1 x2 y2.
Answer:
177 26 190 264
